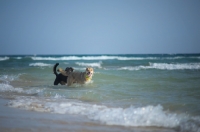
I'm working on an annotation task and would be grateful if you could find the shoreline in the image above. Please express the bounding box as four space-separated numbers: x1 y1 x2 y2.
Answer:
0 98 176 132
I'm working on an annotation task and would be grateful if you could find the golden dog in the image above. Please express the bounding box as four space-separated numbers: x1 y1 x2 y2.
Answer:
66 67 94 86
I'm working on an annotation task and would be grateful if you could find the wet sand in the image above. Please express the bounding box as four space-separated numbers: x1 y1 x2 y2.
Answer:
0 98 176 132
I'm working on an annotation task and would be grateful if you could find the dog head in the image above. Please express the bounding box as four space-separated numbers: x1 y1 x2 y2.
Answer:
85 67 94 77
65 67 74 73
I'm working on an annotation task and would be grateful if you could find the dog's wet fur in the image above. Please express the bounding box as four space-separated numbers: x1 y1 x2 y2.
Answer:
53 63 74 85
67 67 94 86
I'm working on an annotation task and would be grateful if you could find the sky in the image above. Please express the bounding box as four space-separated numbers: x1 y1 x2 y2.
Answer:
0 0 200 55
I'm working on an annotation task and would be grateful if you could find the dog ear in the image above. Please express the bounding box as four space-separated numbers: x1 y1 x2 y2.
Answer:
86 67 93 71
65 67 69 71
58 68 68 76
57 68 63 72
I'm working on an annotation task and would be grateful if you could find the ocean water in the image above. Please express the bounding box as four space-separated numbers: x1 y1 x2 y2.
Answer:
0 54 200 132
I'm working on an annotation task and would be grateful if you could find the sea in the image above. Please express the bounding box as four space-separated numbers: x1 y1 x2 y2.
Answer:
0 54 200 132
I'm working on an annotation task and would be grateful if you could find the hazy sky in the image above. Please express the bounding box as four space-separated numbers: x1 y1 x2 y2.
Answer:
0 0 200 55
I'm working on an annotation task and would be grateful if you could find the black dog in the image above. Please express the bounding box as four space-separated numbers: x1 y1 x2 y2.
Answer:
53 63 74 85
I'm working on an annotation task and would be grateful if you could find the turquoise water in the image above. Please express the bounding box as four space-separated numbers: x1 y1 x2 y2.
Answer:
0 54 200 131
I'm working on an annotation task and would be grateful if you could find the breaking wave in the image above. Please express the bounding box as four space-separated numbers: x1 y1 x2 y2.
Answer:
0 57 9 61
0 75 20 82
0 83 43 94
15 57 22 59
31 55 200 61
75 62 102 68
118 63 200 71
29 63 52 67
8 96 200 132
0 83 24 93
31 56 158 61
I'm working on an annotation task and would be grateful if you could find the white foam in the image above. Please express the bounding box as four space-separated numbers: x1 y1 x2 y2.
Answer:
0 74 21 83
0 83 24 93
9 97 174 127
29 62 52 67
31 56 159 61
7 96 200 131
15 57 22 59
0 83 44 95
31 55 200 61
53 93 65 99
31 56 69 60
75 62 102 68
118 63 200 71
149 63 200 70
0 56 9 61
118 66 144 71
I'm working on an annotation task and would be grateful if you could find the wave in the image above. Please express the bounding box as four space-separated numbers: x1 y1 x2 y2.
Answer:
31 56 159 61
8 96 200 132
0 83 24 93
0 55 199 61
75 62 102 68
29 62 53 67
15 57 22 59
31 55 200 61
149 63 200 70
0 74 22 83
2 82 199 131
118 63 200 71
0 83 43 94
0 57 9 61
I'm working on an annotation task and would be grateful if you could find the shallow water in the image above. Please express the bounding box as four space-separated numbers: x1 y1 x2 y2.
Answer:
0 54 200 132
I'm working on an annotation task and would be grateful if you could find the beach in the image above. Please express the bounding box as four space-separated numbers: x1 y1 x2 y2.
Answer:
0 54 200 132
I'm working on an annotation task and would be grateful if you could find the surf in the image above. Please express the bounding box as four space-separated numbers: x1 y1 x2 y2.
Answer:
29 62 53 67
0 56 9 61
7 96 200 132
118 62 200 71
1 54 200 132
75 61 102 68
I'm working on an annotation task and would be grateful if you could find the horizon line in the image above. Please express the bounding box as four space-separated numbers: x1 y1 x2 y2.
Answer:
0 53 200 56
